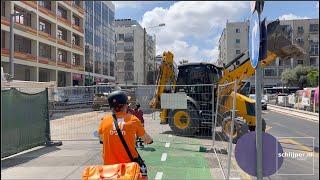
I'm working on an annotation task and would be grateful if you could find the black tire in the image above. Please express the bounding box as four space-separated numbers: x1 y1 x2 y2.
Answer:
168 103 200 136
222 118 249 144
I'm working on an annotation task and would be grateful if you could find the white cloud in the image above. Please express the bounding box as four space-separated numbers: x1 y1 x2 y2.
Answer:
278 13 310 20
140 1 250 63
112 1 167 10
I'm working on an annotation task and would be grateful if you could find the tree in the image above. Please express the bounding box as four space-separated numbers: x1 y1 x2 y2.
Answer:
307 70 319 87
281 68 296 86
280 65 318 88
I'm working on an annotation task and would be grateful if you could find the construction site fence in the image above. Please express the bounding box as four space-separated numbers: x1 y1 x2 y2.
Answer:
47 84 217 143
1 88 50 158
212 80 238 179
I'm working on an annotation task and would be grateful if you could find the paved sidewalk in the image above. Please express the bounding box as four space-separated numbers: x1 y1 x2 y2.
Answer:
268 104 319 122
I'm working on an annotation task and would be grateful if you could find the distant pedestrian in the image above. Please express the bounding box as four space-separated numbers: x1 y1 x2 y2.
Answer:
128 102 145 148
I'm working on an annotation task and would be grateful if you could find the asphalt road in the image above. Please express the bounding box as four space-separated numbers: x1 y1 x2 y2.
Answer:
263 109 319 179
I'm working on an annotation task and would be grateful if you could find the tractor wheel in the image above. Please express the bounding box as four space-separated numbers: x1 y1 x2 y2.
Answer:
169 103 199 136
222 118 249 144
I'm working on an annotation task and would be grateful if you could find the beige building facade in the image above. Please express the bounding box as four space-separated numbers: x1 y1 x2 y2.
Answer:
1 1 85 86
219 19 319 87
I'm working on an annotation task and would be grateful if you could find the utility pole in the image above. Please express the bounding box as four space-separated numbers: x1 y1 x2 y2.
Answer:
143 28 146 85
9 14 15 79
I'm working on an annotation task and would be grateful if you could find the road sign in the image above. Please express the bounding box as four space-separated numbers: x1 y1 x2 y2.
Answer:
249 11 260 68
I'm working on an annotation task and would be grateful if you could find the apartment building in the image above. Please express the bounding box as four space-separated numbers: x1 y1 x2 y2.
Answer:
84 1 115 85
114 19 156 85
219 19 319 87
1 1 85 86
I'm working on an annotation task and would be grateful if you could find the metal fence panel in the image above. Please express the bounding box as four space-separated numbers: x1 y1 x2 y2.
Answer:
1 88 48 158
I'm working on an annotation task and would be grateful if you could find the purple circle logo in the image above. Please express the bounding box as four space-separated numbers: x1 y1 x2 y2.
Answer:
235 132 284 177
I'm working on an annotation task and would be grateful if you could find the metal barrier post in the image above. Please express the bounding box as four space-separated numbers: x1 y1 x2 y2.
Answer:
212 84 219 148
226 80 237 179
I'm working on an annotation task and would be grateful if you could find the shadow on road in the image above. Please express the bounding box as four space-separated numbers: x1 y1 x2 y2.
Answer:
1 146 60 170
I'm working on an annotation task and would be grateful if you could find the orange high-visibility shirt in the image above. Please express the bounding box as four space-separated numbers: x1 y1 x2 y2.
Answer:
98 111 146 165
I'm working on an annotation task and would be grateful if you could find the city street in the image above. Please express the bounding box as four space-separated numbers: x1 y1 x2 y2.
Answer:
1 106 318 179
263 109 319 179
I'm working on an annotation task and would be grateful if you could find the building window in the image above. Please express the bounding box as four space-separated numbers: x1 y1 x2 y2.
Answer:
310 43 319 55
14 7 31 26
310 57 317 66
236 39 240 44
39 1 51 11
124 33 133 42
264 69 277 76
57 26 67 41
279 59 283 66
309 24 319 32
236 49 241 54
236 28 240 33
297 26 304 33
297 38 304 44
14 35 31 54
57 49 67 62
110 61 114 76
39 18 51 34
39 42 51 59
72 53 81 65
297 60 303 65
72 34 80 46
72 15 80 26
118 34 124 41
57 6 68 19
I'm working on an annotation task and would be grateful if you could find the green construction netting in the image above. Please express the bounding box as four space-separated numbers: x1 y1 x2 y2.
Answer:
1 88 49 158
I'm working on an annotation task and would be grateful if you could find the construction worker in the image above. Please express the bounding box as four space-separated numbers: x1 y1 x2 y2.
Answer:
98 90 153 178
128 102 145 148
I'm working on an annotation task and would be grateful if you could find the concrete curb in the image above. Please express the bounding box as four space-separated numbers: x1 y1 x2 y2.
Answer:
268 105 319 122
268 104 319 116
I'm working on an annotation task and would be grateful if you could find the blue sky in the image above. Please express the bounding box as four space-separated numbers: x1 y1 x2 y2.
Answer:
112 1 319 63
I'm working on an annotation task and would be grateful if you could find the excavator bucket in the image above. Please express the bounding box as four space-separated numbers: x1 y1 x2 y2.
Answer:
267 20 306 60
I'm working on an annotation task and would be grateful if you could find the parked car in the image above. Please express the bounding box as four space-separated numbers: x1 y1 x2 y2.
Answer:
249 94 268 110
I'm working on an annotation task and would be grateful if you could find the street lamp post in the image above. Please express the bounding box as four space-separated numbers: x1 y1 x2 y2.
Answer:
143 23 165 84
9 12 22 79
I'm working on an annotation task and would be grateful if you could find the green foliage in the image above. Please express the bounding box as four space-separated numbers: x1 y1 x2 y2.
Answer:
307 70 319 87
280 65 319 88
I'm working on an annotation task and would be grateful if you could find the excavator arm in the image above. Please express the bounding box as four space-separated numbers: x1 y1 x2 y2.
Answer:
149 51 177 109
218 19 306 128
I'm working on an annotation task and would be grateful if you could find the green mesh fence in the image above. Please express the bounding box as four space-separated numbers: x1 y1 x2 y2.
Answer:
1 88 49 158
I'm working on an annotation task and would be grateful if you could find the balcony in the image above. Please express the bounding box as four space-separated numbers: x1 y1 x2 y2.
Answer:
39 31 56 42
21 1 37 9
1 48 9 57
1 16 10 26
14 51 37 62
57 61 72 69
57 16 71 26
72 44 83 52
38 6 56 19
72 24 84 33
14 23 37 36
39 56 56 66
72 64 84 71
57 39 72 48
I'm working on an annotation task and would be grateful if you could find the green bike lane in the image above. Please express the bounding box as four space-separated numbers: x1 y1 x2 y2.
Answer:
137 133 213 180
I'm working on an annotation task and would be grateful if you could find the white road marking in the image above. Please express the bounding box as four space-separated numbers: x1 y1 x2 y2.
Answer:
165 142 170 148
169 135 172 137
155 172 163 180
161 153 167 161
